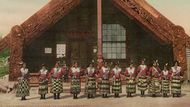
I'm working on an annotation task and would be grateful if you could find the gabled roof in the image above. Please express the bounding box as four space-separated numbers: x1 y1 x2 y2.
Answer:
0 0 82 51
112 0 189 44
0 0 189 52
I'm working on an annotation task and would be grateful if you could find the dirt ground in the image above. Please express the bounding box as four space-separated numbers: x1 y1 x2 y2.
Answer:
0 83 190 107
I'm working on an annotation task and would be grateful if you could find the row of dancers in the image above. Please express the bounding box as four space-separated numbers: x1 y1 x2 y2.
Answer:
16 59 183 100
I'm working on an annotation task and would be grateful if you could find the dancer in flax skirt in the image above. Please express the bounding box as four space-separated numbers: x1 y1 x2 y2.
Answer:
111 62 123 98
48 62 65 99
161 63 171 97
70 62 81 99
38 64 49 99
148 60 161 97
125 62 137 97
170 61 183 97
99 62 111 98
85 63 97 98
136 59 149 97
16 62 30 100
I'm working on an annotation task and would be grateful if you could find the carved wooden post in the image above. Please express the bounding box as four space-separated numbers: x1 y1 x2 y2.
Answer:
97 0 103 68
9 25 25 81
173 40 187 69
172 26 187 79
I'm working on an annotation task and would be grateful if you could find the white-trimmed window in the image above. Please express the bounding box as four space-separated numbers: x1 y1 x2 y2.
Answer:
102 24 126 59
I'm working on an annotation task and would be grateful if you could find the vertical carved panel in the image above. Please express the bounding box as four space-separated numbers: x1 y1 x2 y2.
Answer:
9 25 25 81
173 41 187 71
172 26 187 79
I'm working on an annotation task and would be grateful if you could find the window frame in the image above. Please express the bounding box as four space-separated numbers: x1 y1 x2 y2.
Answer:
102 24 127 60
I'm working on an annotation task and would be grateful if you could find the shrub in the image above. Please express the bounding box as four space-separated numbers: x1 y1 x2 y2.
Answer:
0 48 9 77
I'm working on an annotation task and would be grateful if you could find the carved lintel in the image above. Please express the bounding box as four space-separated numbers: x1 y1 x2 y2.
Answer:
9 25 25 81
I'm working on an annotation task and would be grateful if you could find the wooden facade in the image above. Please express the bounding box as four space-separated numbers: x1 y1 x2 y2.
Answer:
0 0 189 81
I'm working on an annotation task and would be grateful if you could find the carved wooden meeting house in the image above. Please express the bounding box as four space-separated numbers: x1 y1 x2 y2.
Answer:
0 0 190 83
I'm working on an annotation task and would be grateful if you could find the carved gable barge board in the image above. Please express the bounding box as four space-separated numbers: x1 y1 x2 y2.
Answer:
144 0 190 43
134 0 177 38
0 0 82 52
21 0 82 44
111 0 173 44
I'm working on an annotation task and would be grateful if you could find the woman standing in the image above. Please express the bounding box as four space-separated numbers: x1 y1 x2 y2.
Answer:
70 62 81 99
48 62 65 99
136 59 149 97
148 60 161 97
16 62 30 100
85 63 97 98
125 62 136 97
170 61 183 97
38 64 49 99
111 63 122 98
161 63 170 97
100 62 111 98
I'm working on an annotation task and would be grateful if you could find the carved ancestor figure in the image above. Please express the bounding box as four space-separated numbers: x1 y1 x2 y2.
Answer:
125 62 136 97
16 62 30 100
9 25 25 81
161 63 171 97
136 59 149 97
48 62 65 99
85 63 97 98
38 64 48 99
111 63 123 98
170 61 183 97
148 60 161 97
99 62 111 98
69 62 81 99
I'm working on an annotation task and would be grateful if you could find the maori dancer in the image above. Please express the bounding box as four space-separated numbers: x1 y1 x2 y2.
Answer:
16 62 30 100
111 63 122 98
48 62 65 99
38 64 49 99
125 62 136 97
161 63 170 97
99 62 111 98
148 60 161 97
70 62 81 99
170 61 183 97
85 63 97 98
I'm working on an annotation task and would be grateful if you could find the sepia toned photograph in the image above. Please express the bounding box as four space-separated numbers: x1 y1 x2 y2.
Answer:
0 0 190 107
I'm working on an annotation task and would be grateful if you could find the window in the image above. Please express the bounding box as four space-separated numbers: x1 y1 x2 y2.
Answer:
102 24 126 59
